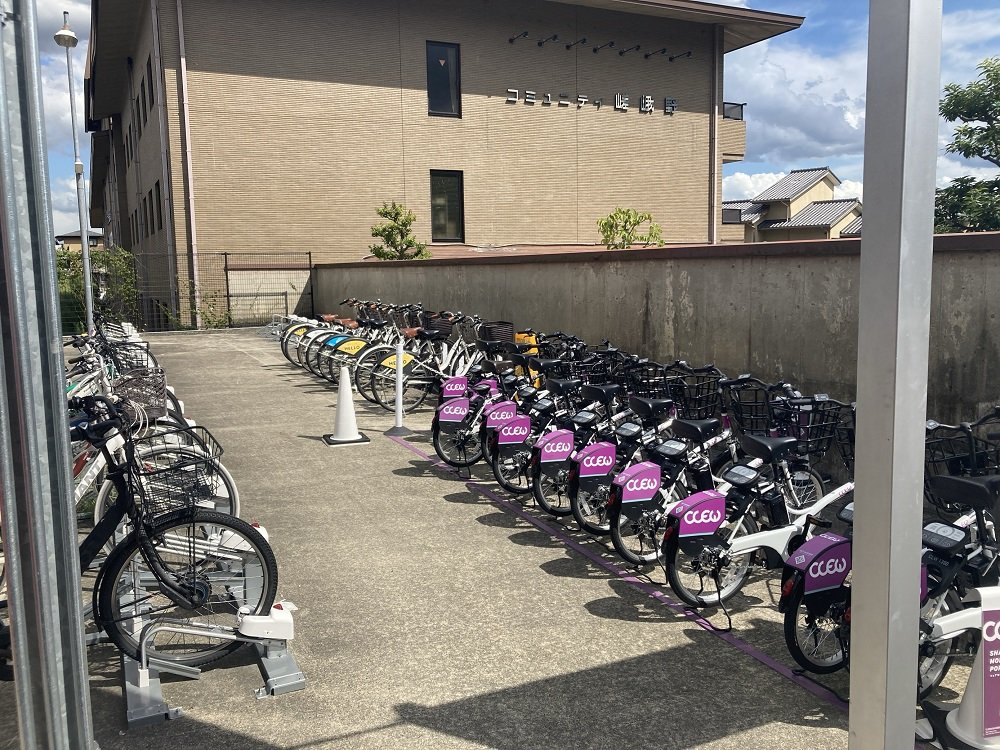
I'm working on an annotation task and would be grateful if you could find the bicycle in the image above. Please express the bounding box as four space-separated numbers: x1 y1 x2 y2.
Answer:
70 395 276 667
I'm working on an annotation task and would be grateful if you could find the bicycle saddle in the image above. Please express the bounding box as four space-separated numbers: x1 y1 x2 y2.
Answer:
671 418 722 444
476 340 507 356
628 396 674 425
741 433 799 463
528 358 563 374
927 475 1000 513
480 360 515 375
581 383 622 405
545 378 583 397
509 353 530 369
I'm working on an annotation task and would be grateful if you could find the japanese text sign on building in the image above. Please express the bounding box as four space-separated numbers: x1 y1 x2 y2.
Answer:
506 88 678 115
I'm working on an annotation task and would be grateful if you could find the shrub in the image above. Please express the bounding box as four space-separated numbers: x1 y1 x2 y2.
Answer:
369 202 430 260
597 207 664 250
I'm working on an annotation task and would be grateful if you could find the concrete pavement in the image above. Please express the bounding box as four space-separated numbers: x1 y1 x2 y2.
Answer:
1 328 958 748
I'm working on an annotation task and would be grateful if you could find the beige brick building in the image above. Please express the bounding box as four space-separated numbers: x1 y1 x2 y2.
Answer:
85 0 801 324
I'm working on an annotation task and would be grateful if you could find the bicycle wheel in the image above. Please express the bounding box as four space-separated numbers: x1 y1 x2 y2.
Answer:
611 509 665 566
279 325 311 365
917 588 962 699
666 514 758 607
354 344 394 404
782 585 849 674
96 509 277 667
533 468 573 516
305 331 342 376
491 449 532 495
788 466 825 508
432 425 483 467
571 482 613 535
370 364 430 413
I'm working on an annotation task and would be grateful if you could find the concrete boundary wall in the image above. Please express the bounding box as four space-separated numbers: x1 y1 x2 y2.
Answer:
314 233 1000 422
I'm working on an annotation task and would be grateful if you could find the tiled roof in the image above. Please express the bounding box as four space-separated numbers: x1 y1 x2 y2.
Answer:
752 167 840 202
840 216 863 237
758 199 860 230
721 200 768 223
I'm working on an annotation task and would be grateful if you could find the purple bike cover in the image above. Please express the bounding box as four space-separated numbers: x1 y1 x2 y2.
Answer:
670 490 726 537
573 442 616 477
613 462 661 503
536 429 574 463
787 532 852 593
497 414 531 445
437 397 469 423
482 378 499 396
485 401 518 428
441 377 468 400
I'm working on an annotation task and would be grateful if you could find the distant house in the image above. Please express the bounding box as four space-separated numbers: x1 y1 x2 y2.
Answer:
721 167 862 242
55 229 105 253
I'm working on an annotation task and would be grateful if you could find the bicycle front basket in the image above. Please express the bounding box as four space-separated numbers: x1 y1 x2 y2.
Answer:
112 367 167 420
131 426 226 519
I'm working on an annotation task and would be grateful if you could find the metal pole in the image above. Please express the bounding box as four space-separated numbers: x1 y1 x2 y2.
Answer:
848 0 942 747
385 337 412 437
57 12 94 334
0 1 96 748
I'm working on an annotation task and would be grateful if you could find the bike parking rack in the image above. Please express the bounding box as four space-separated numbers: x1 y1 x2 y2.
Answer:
121 602 305 729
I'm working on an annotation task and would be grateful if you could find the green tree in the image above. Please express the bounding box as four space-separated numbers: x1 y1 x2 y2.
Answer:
369 201 430 260
597 207 664 250
935 57 1000 232
57 244 140 333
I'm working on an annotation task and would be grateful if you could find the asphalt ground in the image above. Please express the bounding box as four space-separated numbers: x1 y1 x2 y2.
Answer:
0 328 970 748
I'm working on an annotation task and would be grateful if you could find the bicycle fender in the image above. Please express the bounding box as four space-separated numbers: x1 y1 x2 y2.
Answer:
669 490 726 538
438 397 470 424
786 532 851 594
334 337 369 356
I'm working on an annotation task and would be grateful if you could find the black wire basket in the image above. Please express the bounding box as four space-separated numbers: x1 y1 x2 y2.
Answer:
770 396 846 457
130 426 226 520
925 417 1000 482
667 369 725 420
112 367 168 420
623 363 672 398
107 342 155 373
479 321 515 343
725 382 776 437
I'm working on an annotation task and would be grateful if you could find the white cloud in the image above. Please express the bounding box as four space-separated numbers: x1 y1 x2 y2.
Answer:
834 179 863 202
49 175 91 235
722 171 785 201
936 155 1000 187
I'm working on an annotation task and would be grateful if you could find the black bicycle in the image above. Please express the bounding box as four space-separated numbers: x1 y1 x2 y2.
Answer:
72 395 278 667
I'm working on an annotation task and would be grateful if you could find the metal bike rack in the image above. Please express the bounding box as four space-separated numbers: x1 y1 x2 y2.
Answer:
121 602 305 729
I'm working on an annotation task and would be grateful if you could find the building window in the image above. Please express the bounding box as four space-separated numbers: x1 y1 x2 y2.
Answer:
141 80 148 125
426 42 461 117
147 56 154 106
142 197 149 237
154 181 163 231
136 96 142 137
147 189 154 234
430 170 464 242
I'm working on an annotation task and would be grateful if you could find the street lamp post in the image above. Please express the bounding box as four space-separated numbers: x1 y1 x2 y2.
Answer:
54 11 94 335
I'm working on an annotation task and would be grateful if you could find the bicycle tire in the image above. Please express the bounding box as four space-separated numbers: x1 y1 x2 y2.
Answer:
370 364 430 413
532 467 573 517
611 509 665 566
305 331 342 376
353 344 394 403
432 424 484 467
96 509 277 668
280 324 312 365
571 481 613 535
666 514 758 607
782 583 848 674
917 588 962 699
490 449 532 495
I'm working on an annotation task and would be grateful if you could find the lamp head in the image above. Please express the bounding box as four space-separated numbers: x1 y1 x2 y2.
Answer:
54 13 78 48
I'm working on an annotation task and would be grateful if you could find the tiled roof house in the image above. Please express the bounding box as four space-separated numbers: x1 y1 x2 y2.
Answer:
720 167 862 242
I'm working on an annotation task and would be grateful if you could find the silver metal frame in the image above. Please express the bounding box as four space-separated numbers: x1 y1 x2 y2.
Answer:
849 1 943 746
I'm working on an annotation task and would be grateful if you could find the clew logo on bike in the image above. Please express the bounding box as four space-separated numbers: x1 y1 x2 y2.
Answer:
983 618 1000 642
614 462 661 503
442 377 468 398
537 430 575 463
486 401 518 428
498 415 532 445
576 442 616 477
684 508 722 525
437 398 470 423
672 490 726 537
808 557 848 579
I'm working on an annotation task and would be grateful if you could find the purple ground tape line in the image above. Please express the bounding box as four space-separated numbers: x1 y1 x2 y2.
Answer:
387 434 849 713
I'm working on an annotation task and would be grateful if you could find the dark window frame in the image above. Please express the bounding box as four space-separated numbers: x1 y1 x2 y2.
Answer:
430 169 465 243
154 181 163 231
426 41 462 118
146 56 155 107
141 80 148 125
136 96 142 137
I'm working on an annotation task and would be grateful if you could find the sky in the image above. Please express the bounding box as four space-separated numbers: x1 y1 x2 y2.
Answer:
38 0 1000 234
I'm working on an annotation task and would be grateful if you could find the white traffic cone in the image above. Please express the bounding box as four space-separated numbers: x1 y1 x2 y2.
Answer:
322 365 370 447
